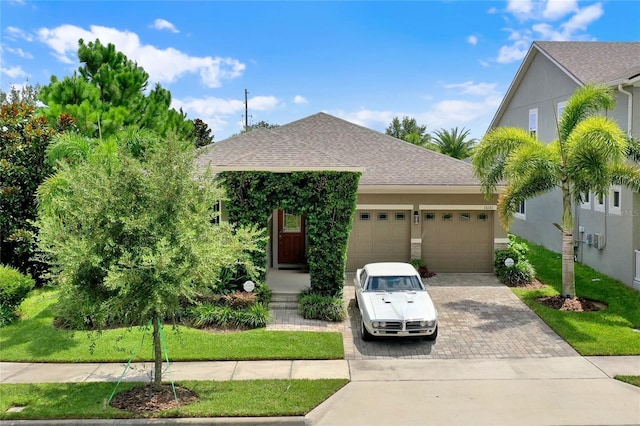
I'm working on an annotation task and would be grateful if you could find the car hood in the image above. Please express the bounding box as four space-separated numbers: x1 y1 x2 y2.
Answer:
363 291 437 321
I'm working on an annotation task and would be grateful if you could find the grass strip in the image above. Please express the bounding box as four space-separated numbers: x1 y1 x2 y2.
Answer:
512 237 640 356
1 288 344 362
615 376 640 388
0 379 349 420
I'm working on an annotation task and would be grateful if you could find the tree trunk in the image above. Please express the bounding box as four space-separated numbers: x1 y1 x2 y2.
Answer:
152 315 163 391
561 183 576 298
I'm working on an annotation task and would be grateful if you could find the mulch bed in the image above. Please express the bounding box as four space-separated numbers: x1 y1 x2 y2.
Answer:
537 295 606 312
110 384 198 414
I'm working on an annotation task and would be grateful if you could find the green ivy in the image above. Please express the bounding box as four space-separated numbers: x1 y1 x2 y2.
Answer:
221 171 360 297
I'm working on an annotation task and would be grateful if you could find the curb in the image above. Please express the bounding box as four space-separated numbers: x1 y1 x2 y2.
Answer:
0 417 306 426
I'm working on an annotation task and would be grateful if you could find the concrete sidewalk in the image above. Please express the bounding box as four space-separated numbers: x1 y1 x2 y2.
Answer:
2 357 639 425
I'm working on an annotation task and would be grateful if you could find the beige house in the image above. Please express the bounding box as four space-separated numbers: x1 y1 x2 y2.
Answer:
196 112 507 273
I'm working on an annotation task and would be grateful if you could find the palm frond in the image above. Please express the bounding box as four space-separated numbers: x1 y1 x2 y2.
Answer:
46 133 94 167
558 83 616 144
610 163 640 192
471 127 536 195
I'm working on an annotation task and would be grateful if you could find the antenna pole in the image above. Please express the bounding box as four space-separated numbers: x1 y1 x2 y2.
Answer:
244 89 249 129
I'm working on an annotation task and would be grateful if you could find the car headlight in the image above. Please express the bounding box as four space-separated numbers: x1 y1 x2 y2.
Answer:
372 321 379 328
420 320 427 326
426 320 436 327
379 321 386 328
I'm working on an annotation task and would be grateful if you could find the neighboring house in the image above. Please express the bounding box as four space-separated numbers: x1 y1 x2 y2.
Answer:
488 41 640 290
196 112 507 273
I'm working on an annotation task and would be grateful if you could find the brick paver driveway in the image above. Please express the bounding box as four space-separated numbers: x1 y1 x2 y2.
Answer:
268 273 578 360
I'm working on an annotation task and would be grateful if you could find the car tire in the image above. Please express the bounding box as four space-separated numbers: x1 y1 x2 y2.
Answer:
361 321 373 341
424 325 438 342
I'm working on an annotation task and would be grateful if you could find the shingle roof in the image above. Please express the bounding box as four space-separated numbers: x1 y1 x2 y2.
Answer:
488 41 640 131
195 112 481 187
534 41 640 85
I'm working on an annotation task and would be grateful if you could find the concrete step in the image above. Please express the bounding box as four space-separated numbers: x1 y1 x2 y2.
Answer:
269 293 299 310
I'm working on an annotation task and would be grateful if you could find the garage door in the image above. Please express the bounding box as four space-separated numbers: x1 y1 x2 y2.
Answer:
421 211 493 272
347 210 411 271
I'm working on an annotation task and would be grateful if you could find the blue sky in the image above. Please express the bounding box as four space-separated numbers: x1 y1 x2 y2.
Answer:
1 1 639 141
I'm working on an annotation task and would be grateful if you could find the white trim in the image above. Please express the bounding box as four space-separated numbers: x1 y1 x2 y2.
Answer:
411 238 422 244
419 204 497 211
356 204 413 210
494 238 510 244
514 200 526 220
609 185 622 215
358 185 503 194
557 101 567 119
529 108 538 137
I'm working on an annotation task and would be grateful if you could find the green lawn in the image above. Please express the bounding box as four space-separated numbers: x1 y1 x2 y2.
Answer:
615 376 640 388
512 237 640 356
0 288 344 362
0 379 349 420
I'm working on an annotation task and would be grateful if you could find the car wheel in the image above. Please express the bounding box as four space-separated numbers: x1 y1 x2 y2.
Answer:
424 325 438 342
361 321 373 341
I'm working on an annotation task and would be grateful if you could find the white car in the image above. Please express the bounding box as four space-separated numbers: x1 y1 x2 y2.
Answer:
354 262 438 341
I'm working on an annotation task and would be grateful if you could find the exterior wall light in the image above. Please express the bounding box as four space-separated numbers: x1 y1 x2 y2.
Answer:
414 211 420 224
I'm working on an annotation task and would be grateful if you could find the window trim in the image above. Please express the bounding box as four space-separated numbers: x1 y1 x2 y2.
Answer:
580 192 591 210
514 200 526 220
609 185 622 215
594 192 606 212
529 108 538 138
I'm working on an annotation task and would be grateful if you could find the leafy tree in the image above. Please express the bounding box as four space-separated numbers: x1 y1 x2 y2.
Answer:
385 116 430 147
472 84 640 298
193 118 214 147
240 120 280 134
37 131 264 389
0 86 56 282
38 39 194 141
428 127 476 159
0 84 40 105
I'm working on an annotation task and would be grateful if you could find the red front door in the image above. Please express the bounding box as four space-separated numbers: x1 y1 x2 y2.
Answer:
278 210 306 265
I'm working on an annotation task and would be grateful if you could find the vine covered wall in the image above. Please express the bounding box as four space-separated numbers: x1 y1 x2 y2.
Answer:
220 171 360 297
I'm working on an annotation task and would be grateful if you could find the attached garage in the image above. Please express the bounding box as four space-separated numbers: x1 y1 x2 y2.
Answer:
421 210 494 272
347 209 411 271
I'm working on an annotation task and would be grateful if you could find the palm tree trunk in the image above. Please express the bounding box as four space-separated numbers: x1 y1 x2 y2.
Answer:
152 314 163 391
561 183 576 298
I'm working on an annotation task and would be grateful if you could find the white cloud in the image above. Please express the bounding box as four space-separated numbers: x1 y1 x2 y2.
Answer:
293 95 308 104
5 26 33 42
561 3 603 36
173 95 280 138
496 40 530 63
151 19 179 33
5 47 33 59
442 81 498 96
507 0 533 17
467 35 478 46
543 0 578 20
36 24 245 87
1 65 29 79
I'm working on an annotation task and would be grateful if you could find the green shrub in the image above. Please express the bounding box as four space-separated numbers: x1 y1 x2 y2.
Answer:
0 265 35 325
298 293 346 322
188 302 271 329
494 235 535 286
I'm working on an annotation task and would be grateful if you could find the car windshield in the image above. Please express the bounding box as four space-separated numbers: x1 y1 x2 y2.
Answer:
366 275 424 292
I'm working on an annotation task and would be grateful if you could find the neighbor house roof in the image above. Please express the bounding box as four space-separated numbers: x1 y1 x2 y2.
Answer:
488 41 640 131
195 112 482 190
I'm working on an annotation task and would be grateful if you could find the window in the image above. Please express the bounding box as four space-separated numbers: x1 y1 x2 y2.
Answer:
424 212 436 221
609 185 622 215
395 212 406 221
442 213 453 222
477 213 488 221
594 192 605 212
283 212 301 232
515 200 526 219
529 109 538 138
360 212 371 221
377 212 388 221
557 101 567 120
459 212 471 221
212 200 221 225
580 192 591 210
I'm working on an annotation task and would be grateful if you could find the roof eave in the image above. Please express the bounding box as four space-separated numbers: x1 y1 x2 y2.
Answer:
358 184 505 195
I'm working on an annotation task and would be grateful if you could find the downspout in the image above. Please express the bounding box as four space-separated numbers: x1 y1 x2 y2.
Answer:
618 84 633 136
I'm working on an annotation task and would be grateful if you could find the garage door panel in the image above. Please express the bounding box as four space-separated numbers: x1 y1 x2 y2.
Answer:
421 211 493 273
347 210 410 271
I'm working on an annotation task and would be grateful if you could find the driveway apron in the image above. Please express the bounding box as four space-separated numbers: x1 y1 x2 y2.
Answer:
268 273 577 360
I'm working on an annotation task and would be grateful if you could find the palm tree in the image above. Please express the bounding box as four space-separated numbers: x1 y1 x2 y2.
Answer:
471 84 640 298
429 127 476 159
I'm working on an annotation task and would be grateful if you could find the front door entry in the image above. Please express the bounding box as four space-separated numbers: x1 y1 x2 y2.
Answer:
278 210 306 265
